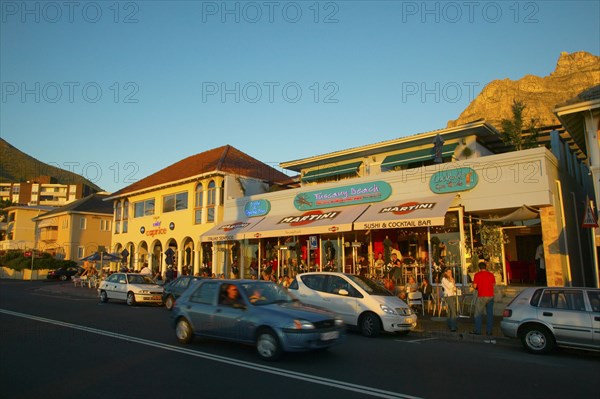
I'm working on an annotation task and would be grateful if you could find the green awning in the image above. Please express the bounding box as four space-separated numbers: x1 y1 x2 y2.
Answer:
381 143 458 170
302 161 362 182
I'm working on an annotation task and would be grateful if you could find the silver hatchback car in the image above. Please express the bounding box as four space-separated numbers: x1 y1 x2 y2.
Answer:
501 287 600 354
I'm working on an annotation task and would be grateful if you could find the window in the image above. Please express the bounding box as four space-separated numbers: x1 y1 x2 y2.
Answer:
587 290 600 312
61 219 69 229
77 247 85 259
79 217 86 230
134 199 155 217
207 180 216 222
122 220 128 233
190 282 218 304
539 290 586 311
195 183 204 224
163 191 189 213
123 200 129 220
115 221 120 234
100 219 111 231
115 202 122 220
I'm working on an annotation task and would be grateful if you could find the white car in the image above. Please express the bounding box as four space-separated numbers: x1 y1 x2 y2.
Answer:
289 272 417 337
98 273 164 306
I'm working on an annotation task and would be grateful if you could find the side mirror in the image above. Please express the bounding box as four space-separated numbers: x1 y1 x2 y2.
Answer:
338 289 349 296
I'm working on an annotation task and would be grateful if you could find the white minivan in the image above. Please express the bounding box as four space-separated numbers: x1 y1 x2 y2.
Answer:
289 272 417 337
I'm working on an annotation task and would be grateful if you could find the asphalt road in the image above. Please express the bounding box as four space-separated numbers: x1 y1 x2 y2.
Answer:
1 280 599 399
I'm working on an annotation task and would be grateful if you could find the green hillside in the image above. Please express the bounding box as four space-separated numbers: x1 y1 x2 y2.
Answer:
0 138 103 191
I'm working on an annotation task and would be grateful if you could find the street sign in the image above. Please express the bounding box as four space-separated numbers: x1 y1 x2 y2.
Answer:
582 198 598 228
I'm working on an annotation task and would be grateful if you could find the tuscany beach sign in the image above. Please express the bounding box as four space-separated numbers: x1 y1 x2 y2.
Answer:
294 181 392 211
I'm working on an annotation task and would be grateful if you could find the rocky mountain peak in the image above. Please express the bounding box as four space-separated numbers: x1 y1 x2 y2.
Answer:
447 51 600 129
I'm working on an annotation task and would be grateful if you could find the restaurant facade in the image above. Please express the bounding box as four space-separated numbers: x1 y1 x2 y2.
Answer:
202 121 598 288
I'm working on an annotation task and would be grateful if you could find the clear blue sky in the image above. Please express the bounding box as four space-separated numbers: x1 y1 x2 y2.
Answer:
1 1 599 192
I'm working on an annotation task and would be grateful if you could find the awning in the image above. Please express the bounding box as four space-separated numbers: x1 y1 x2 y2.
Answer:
481 205 540 222
381 144 458 170
38 218 58 228
244 205 370 239
302 162 362 182
201 217 265 242
354 195 455 230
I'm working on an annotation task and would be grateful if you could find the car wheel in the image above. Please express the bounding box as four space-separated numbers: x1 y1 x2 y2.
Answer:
360 312 381 338
520 325 555 354
99 290 109 303
165 295 175 310
176 318 194 344
126 292 136 306
256 330 282 361
60 274 68 281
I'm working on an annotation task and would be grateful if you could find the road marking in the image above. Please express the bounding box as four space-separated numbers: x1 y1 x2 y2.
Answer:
395 337 438 343
1 309 422 399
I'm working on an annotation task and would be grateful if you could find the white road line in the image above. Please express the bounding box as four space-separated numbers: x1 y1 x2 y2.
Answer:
1 309 423 399
395 337 438 343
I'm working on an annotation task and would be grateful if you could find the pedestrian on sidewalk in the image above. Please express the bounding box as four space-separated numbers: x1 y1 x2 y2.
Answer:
441 268 458 332
472 261 496 336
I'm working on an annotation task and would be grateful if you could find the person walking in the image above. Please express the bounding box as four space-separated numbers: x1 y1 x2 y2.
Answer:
441 268 458 332
472 261 496 336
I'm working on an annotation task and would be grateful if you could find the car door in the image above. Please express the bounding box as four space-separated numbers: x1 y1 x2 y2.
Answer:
586 290 600 347
103 273 126 300
321 275 359 325
186 281 220 335
537 289 593 347
211 283 249 342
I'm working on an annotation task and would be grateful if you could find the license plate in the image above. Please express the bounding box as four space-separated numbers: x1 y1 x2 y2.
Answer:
320 331 339 341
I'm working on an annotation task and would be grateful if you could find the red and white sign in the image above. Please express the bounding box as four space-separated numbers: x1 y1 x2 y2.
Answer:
582 198 598 228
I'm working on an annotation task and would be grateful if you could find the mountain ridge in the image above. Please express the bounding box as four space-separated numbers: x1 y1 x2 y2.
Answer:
0 138 104 191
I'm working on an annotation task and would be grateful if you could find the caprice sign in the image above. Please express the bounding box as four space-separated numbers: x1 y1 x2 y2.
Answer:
294 181 392 210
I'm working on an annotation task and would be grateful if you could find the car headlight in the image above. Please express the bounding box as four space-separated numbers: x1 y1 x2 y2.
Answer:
334 318 344 327
380 304 397 315
287 319 315 330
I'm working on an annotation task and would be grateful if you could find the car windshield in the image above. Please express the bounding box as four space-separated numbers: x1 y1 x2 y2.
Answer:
241 282 295 306
346 274 394 296
127 275 156 285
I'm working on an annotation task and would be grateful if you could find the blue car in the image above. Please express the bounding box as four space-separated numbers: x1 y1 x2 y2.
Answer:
171 279 345 361
163 275 203 310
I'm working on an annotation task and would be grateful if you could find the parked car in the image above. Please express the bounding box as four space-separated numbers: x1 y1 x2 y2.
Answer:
47 266 82 281
501 286 600 354
171 279 345 361
98 273 164 306
288 272 417 337
163 275 203 310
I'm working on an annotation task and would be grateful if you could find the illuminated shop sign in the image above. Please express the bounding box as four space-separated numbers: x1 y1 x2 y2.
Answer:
244 199 271 217
279 210 340 226
145 220 167 237
429 167 478 194
294 181 391 210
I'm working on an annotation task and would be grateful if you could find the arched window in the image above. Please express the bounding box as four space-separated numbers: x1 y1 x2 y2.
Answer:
195 183 204 224
122 200 129 233
219 180 225 205
115 202 122 234
207 180 216 222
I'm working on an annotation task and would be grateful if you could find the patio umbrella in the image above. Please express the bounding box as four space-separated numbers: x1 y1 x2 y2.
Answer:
80 251 121 262
80 251 122 272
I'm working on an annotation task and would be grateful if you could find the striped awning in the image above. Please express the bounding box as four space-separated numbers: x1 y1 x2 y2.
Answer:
302 162 362 182
381 144 458 170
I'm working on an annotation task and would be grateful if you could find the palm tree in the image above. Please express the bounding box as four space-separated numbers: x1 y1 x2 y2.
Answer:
500 100 540 150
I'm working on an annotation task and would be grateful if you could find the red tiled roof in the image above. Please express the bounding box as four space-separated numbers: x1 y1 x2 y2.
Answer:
110 145 289 197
